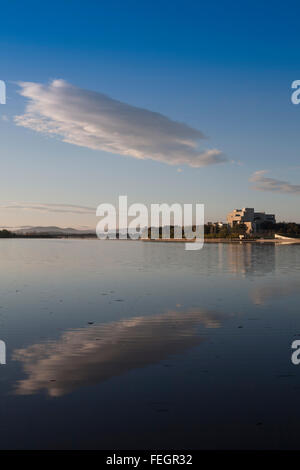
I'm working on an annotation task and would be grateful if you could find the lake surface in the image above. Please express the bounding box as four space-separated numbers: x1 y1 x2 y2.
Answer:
1 239 300 449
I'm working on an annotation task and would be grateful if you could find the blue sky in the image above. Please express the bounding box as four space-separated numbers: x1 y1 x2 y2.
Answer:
1 0 300 227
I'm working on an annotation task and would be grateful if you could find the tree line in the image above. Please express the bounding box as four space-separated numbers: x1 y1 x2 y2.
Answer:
146 222 300 239
0 230 14 238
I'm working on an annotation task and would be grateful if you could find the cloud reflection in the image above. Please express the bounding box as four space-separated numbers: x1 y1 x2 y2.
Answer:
12 308 225 397
251 281 300 305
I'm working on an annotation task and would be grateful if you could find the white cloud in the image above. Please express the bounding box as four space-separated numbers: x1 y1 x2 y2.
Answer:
15 79 227 168
0 202 95 215
250 170 300 194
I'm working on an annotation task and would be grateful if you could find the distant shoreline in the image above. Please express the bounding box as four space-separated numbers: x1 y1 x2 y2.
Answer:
141 238 300 244
2 229 300 244
1 236 299 244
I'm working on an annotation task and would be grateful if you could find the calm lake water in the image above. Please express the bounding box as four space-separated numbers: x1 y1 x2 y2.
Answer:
1 239 300 449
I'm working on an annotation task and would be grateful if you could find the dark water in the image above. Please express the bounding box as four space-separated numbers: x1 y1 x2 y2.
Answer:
0 239 300 449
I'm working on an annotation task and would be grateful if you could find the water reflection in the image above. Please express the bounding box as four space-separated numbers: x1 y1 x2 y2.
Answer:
12 308 226 397
251 280 300 305
226 243 276 277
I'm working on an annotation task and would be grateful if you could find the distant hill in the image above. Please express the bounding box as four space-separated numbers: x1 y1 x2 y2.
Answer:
15 226 95 235
6 225 147 238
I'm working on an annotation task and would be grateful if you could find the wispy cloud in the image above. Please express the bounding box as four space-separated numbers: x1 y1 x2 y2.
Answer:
250 170 300 194
15 79 227 168
0 202 95 215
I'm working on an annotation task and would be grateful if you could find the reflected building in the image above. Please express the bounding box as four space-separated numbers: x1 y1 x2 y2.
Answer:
225 243 276 277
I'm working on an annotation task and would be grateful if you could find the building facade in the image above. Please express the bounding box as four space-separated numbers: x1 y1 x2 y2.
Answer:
226 208 276 233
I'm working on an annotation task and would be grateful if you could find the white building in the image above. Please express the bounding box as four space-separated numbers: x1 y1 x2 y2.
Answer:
227 208 276 233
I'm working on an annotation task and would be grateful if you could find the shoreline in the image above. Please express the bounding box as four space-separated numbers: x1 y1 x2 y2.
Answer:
2 235 300 244
141 238 300 244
